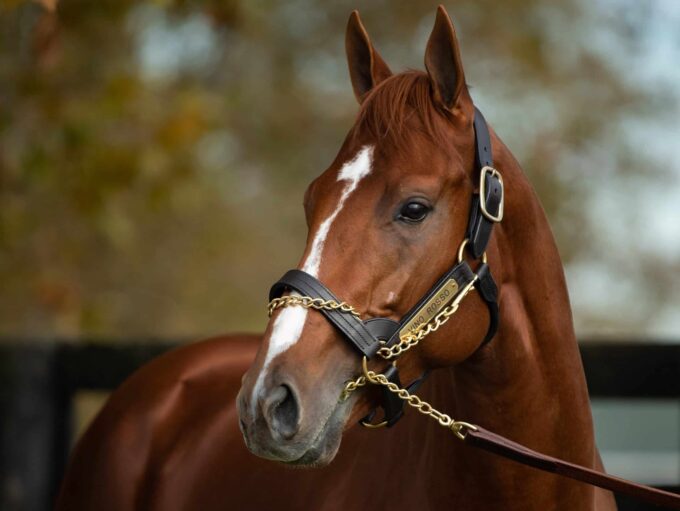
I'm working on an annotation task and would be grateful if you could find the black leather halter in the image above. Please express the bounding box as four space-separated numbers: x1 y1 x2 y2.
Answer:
269 107 503 427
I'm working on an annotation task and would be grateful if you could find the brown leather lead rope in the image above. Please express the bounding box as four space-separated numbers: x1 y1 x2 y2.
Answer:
346 363 680 510
465 426 680 509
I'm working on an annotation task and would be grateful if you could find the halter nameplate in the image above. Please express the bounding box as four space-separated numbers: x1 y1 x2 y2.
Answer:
385 260 475 349
398 278 458 339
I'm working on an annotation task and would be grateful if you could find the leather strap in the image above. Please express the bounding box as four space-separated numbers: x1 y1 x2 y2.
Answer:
467 108 503 259
474 263 499 346
363 317 399 341
465 426 680 509
270 270 381 358
474 107 493 168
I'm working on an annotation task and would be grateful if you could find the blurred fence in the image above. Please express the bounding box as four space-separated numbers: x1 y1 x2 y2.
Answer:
0 340 679 511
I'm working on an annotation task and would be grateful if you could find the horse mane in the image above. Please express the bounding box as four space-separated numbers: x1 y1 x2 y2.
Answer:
354 70 452 147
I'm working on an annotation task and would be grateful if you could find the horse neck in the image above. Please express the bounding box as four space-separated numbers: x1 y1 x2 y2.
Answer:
452 134 597 467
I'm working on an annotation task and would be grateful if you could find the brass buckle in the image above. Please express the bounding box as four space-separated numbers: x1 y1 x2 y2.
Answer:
451 421 478 440
479 166 504 223
360 418 388 429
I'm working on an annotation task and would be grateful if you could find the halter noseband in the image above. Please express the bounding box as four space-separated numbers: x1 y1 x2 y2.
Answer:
268 107 504 427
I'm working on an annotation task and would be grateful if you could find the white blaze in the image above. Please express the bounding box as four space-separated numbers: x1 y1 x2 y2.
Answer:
251 146 374 410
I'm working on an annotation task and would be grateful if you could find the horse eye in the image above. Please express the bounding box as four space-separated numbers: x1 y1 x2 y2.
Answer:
398 201 430 223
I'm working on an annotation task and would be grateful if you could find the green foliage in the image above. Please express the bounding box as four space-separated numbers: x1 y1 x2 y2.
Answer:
0 0 677 340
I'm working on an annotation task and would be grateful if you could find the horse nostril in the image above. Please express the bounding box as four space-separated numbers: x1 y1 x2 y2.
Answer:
263 384 300 440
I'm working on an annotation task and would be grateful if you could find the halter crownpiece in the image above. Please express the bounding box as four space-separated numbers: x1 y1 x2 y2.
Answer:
268 106 502 426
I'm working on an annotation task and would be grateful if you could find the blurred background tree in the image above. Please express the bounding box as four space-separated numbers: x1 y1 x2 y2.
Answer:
0 0 678 341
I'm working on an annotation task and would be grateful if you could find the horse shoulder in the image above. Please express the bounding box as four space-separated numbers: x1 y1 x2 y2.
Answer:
55 334 260 511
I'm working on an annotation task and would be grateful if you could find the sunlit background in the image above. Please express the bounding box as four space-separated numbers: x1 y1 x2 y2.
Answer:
0 0 678 509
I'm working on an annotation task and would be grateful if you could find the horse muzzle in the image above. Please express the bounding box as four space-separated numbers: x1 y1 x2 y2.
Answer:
236 375 349 466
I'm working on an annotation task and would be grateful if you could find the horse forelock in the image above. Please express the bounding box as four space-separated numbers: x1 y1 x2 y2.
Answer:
354 71 452 149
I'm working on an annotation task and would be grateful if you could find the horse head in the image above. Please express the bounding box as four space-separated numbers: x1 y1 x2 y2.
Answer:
237 6 502 466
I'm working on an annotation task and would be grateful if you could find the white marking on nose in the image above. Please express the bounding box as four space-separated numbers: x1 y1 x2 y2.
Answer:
251 146 374 412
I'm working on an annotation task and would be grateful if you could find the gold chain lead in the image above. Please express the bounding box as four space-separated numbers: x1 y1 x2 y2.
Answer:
376 277 477 360
267 275 480 439
358 357 477 439
268 296 360 318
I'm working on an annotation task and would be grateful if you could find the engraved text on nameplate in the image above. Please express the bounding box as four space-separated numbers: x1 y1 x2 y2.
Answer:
399 279 459 338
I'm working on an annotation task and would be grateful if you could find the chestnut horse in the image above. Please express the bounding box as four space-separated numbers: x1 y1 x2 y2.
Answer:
58 7 618 510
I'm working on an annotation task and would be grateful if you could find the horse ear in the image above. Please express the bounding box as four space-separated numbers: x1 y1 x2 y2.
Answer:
424 5 468 112
345 10 392 103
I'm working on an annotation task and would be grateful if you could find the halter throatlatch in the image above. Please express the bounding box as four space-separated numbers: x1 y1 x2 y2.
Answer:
268 107 503 427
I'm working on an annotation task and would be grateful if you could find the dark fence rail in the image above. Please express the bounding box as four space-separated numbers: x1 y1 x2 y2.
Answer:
1 340 679 511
